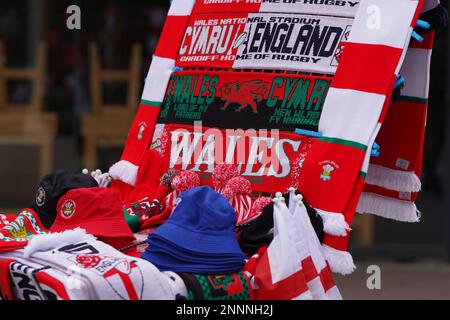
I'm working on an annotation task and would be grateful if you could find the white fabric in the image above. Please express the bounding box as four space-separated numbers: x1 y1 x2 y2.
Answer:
349 0 419 49
142 56 176 103
162 271 188 300
108 160 139 187
0 250 92 300
259 0 360 18
366 164 422 192
268 201 309 286
395 27 414 75
232 13 354 75
24 228 95 258
289 193 343 300
319 88 385 144
315 209 350 237
401 48 432 99
18 231 181 300
357 192 420 222
361 122 381 173
168 0 196 16
321 244 356 275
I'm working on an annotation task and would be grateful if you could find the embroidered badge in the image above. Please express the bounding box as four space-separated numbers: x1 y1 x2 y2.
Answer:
36 187 46 207
138 122 147 140
61 199 76 219
319 160 339 182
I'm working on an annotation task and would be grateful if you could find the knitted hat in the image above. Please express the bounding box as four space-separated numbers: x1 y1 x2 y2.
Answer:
30 170 98 229
240 196 272 226
123 198 164 233
164 170 201 209
222 176 253 226
212 163 239 193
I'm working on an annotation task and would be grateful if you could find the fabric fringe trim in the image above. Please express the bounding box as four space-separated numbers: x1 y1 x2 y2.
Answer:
24 228 96 258
356 192 420 223
366 164 421 193
316 210 350 237
108 160 139 187
321 244 356 276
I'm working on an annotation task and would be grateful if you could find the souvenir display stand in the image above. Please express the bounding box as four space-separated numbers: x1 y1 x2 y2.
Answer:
0 0 446 300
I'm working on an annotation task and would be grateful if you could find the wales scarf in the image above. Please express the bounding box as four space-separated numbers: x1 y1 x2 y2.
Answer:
109 0 428 275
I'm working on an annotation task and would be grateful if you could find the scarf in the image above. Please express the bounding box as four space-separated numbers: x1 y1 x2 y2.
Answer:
108 0 427 275
0 214 16 228
109 0 196 186
300 0 425 274
0 209 48 252
0 229 186 300
178 272 253 300
358 1 444 222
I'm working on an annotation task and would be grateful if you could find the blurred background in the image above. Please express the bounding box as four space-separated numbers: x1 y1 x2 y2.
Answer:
0 0 449 299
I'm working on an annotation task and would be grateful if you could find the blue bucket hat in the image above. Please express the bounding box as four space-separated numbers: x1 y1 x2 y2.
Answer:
144 186 243 257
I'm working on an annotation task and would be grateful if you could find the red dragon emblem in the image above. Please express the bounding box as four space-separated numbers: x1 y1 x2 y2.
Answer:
220 80 268 114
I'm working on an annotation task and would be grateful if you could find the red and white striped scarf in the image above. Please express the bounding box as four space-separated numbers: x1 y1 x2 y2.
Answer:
358 21 435 222
109 0 427 275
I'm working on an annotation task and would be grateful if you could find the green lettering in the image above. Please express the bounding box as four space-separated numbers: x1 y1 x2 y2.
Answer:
173 75 186 103
267 76 284 108
207 76 219 104
287 79 309 110
307 79 329 111
281 77 298 108
197 75 210 105
173 76 186 103
180 75 193 104
190 75 200 104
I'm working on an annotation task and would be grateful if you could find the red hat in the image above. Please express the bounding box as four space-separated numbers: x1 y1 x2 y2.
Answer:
51 187 135 240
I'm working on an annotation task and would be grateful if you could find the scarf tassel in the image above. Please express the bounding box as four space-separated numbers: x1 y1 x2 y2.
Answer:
366 164 422 193
109 160 139 187
316 210 350 237
321 244 356 276
357 192 420 223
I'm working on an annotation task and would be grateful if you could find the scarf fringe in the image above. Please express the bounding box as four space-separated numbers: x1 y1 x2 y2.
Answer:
24 228 96 258
316 210 350 237
366 164 421 192
321 244 356 276
109 160 139 187
356 192 420 223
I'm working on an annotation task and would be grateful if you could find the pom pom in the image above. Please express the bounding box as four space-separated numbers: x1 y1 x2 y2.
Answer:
223 176 252 201
294 194 303 203
160 168 180 187
212 163 239 190
171 171 200 194
250 197 272 216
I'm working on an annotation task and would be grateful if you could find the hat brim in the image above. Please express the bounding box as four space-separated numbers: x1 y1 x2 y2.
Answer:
147 245 244 264
141 249 244 274
50 218 135 240
153 221 243 256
